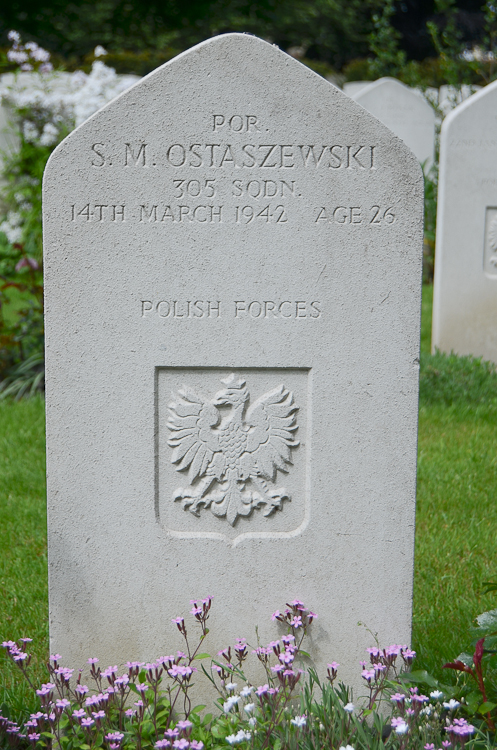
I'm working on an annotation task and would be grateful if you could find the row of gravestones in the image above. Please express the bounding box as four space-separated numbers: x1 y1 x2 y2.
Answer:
0 72 477 173
4 66 494 364
346 76 497 363
17 35 497 700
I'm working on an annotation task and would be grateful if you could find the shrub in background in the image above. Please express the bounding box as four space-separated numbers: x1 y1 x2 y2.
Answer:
0 33 138 397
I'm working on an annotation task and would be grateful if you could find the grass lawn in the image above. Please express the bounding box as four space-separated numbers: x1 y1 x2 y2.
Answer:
0 284 497 718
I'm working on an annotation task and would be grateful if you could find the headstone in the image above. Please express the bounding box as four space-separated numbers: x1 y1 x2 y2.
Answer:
43 34 423 692
432 80 497 363
352 77 436 168
343 81 371 97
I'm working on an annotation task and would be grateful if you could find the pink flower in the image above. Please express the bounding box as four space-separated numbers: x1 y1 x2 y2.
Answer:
271 610 281 621
290 599 305 609
289 616 303 628
361 669 375 682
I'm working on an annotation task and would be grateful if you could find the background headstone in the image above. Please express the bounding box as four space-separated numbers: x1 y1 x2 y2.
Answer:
352 77 436 168
43 34 423 691
432 80 497 363
342 81 371 97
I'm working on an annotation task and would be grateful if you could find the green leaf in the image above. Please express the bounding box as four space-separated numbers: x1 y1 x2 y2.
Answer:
478 702 497 714
475 609 497 631
397 670 440 688
210 725 224 738
299 650 311 658
202 713 213 726
465 692 481 714
191 704 206 712
193 653 211 660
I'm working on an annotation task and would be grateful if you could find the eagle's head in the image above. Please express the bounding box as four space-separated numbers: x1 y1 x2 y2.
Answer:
213 374 249 407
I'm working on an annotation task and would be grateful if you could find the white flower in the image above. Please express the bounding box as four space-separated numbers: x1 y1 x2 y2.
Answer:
39 122 59 146
443 699 460 710
225 682 237 693
394 722 409 735
8 49 28 64
25 42 50 62
339 746 355 750
291 715 306 727
430 690 444 700
1 220 22 244
22 121 38 142
240 686 253 697
8 30 21 44
225 729 251 745
94 46 108 57
420 706 432 716
343 702 355 713
223 695 240 713
248 717 256 727
244 703 255 714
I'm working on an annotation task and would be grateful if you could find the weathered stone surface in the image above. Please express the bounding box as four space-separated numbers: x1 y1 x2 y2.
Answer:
43 34 423 691
352 77 435 167
433 81 497 362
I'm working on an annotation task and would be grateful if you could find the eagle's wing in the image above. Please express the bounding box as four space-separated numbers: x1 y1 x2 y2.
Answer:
244 385 299 481
167 387 222 483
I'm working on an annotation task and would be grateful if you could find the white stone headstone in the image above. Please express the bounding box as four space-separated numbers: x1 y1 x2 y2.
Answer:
432 80 497 362
43 34 423 692
342 81 371 97
352 77 436 168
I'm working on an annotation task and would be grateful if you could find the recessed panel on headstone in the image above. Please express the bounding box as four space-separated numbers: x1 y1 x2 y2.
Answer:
353 77 435 168
433 81 497 363
43 34 423 688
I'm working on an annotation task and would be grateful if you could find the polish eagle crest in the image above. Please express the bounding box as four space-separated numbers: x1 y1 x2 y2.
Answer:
489 215 497 267
167 374 299 526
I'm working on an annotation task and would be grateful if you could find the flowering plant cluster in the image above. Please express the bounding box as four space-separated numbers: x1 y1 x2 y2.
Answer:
1 597 493 750
0 32 138 393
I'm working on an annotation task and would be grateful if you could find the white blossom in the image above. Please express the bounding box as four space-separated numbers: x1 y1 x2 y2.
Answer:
39 122 59 146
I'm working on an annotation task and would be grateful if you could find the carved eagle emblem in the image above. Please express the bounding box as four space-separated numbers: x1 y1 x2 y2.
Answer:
489 215 497 267
167 374 299 526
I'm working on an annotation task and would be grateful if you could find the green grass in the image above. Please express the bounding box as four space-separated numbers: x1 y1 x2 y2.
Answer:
1 284 497 718
0 397 47 718
413 283 497 680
